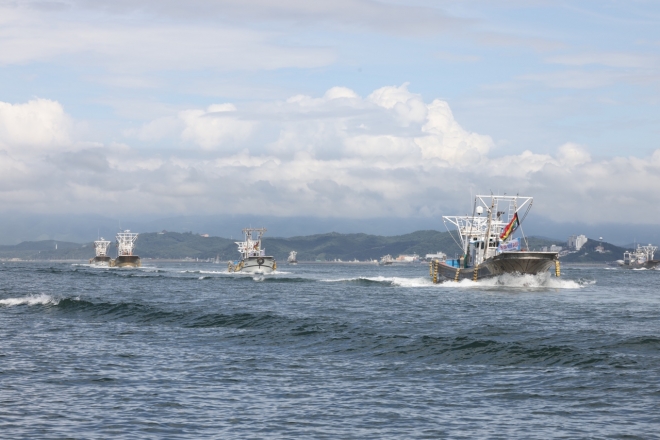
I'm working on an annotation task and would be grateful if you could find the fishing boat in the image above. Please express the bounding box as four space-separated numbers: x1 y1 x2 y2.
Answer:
618 244 659 269
430 195 560 283
227 228 276 274
112 230 141 268
89 238 112 266
379 254 394 265
287 251 298 265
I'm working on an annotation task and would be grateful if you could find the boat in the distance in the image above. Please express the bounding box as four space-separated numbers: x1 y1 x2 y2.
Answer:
112 230 141 268
430 195 560 283
89 238 112 266
618 244 659 269
228 228 276 274
287 251 298 265
379 254 394 265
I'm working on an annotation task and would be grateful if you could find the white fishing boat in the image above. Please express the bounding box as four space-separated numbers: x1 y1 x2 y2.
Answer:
287 251 298 265
430 195 560 283
379 254 394 265
228 228 276 274
618 244 659 269
89 238 112 266
112 230 140 268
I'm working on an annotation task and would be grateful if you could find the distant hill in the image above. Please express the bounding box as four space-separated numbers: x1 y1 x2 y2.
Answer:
0 231 629 263
559 239 626 263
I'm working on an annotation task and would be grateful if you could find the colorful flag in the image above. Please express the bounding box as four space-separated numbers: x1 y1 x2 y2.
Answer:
499 213 520 241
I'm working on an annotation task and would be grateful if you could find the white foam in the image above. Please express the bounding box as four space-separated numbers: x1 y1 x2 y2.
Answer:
440 272 585 289
389 276 435 287
0 294 59 307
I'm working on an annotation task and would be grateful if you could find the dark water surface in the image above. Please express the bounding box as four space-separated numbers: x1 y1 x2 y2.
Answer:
1 262 659 438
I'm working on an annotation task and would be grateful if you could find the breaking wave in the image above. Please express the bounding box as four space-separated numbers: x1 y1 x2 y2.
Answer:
321 276 434 287
0 294 60 307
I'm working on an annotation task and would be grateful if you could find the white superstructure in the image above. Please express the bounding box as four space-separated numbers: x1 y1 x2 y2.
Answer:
116 230 138 256
287 251 297 264
89 237 113 266
622 244 658 267
93 238 111 257
443 195 532 268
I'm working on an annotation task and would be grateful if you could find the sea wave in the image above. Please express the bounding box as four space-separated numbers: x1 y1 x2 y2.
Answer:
0 294 60 307
320 276 434 287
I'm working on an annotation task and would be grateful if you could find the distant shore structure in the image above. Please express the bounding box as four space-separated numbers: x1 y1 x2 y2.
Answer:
113 230 141 268
425 252 446 261
568 234 588 251
396 254 420 263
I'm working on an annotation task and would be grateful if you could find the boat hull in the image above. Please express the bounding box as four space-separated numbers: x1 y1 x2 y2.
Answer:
618 260 660 269
229 256 276 274
89 256 112 266
433 252 559 282
112 255 141 268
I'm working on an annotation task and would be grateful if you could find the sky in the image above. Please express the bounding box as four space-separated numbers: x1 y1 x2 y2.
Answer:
1 0 659 235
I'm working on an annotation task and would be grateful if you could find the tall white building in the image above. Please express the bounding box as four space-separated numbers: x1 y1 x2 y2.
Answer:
568 234 588 251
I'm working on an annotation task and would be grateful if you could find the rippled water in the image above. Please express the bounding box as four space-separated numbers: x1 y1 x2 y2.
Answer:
1 262 659 438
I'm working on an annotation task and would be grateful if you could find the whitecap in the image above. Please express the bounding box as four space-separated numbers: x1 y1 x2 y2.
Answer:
0 294 59 307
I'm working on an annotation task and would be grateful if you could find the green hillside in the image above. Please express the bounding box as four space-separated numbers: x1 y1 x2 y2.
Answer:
0 231 628 263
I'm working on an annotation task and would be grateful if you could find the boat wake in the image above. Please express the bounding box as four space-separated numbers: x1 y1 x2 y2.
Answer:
0 294 60 307
442 272 585 289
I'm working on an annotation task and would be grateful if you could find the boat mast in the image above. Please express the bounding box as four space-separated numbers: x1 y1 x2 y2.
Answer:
482 197 496 263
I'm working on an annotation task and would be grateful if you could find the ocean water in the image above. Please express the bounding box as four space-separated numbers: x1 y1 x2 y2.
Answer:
1 262 659 438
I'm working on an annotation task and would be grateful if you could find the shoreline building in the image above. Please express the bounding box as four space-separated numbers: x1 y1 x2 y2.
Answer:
568 234 588 251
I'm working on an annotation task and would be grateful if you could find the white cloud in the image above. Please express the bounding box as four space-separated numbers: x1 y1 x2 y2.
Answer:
179 104 254 150
1 88 660 225
0 98 72 153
